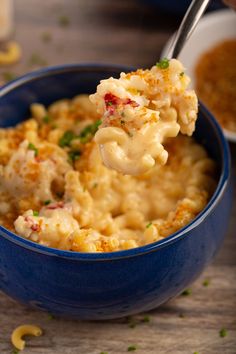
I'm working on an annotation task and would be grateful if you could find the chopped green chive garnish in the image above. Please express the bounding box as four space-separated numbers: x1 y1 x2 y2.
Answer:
127 314 150 328
127 345 138 351
181 288 192 296
59 120 101 147
127 316 136 328
129 322 136 328
107 101 113 106
193 352 199 354
48 313 55 320
28 142 38 156
180 71 184 77
68 150 81 163
79 119 102 143
33 211 39 217
219 328 227 337
28 53 47 67
58 15 70 27
79 136 89 144
12 349 19 354
141 315 150 323
44 200 51 206
100 352 108 354
59 130 75 147
2 71 17 82
156 58 169 69
41 32 52 43
43 115 52 124
203 279 210 287
146 222 152 229
93 182 98 189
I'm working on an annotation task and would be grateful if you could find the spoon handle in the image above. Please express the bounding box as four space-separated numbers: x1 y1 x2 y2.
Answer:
165 0 211 59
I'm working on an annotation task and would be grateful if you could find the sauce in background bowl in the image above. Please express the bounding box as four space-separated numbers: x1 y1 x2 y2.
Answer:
195 39 236 134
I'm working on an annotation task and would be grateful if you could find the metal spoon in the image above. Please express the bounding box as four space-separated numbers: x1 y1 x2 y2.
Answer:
165 0 211 59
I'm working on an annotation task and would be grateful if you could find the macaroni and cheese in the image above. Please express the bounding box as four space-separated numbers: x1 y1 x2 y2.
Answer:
90 59 198 175
0 94 216 252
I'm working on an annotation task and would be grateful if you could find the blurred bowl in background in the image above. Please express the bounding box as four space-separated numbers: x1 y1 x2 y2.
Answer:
161 9 236 143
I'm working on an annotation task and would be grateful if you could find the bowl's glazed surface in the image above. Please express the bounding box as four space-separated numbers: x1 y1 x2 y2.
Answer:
0 64 232 319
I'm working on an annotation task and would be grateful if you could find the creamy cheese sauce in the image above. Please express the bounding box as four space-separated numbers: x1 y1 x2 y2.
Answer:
0 95 216 252
90 59 198 175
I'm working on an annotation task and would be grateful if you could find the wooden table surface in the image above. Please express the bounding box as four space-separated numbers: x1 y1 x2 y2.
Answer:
0 1 235 353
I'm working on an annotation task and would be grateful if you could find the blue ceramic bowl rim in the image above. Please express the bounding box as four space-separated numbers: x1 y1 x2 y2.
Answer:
0 63 231 261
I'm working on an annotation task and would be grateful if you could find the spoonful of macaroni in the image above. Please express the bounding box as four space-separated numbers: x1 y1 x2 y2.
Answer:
90 0 210 175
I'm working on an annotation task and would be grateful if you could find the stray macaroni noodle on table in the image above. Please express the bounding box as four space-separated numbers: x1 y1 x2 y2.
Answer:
11 324 42 350
0 59 216 252
91 59 198 175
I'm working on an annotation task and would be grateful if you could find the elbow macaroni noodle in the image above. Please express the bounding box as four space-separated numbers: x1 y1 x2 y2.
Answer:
11 324 42 350
90 59 198 175
0 93 216 252
0 41 21 65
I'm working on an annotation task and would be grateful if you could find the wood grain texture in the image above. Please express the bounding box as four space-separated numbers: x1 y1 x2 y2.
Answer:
0 1 236 353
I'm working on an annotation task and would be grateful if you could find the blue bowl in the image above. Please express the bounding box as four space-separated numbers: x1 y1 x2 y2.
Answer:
0 64 232 319
141 0 225 15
